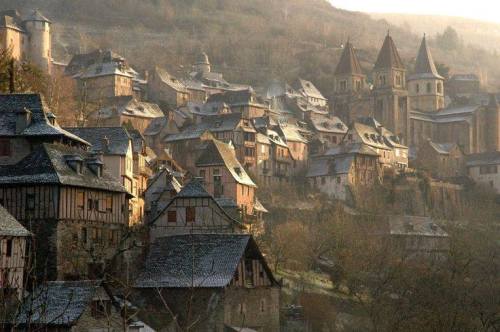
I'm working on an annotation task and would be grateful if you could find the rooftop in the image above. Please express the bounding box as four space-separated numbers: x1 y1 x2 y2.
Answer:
0 204 31 237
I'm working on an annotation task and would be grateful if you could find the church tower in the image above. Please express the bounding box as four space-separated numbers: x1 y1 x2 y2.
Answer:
194 52 211 74
23 10 52 74
333 40 367 123
408 35 445 113
372 33 408 139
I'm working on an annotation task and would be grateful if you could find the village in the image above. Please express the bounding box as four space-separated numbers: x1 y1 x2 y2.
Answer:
0 8 498 332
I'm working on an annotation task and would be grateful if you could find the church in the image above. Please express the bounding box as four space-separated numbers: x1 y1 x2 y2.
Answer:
332 34 500 154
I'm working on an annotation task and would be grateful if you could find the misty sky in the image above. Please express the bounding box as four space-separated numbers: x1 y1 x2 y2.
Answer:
330 0 500 23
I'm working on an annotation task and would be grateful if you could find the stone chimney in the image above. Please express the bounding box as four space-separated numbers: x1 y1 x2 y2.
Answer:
15 108 32 134
101 136 110 153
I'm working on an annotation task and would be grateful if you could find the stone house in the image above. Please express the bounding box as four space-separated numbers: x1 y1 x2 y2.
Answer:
0 204 30 298
344 117 409 172
91 96 164 134
143 114 180 155
129 129 152 224
466 151 500 193
206 89 270 119
266 129 295 183
148 66 189 108
165 113 258 172
0 10 53 73
196 139 264 230
447 74 481 96
0 94 90 166
148 179 244 241
309 114 348 153
415 140 465 178
15 280 124 331
385 215 450 260
291 79 328 109
144 167 182 220
134 234 280 332
307 143 380 202
255 132 272 185
0 143 130 280
277 123 309 174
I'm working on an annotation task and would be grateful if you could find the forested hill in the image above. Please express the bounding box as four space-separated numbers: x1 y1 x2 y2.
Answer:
2 0 500 94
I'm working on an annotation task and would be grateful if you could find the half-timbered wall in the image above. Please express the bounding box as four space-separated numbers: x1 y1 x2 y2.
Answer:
150 197 237 240
0 185 59 222
0 236 27 297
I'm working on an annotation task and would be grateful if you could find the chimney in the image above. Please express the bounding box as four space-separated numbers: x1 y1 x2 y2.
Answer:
101 136 110 152
15 108 32 134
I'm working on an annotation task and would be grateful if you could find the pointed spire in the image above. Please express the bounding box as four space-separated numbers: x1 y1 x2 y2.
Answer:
374 34 405 70
412 35 443 79
335 40 363 76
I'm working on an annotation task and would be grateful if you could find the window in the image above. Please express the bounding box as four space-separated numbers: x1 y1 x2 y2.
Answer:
88 198 94 210
339 80 347 92
199 169 206 178
332 136 337 144
245 147 255 157
81 228 87 244
106 196 113 212
479 165 498 174
77 191 85 210
6 239 12 257
260 299 266 312
427 83 432 93
245 259 254 287
321 177 326 185
167 210 177 223
416 84 420 93
0 139 11 157
355 80 361 91
336 177 341 184
186 207 195 223
437 82 443 94
244 132 255 142
26 194 35 211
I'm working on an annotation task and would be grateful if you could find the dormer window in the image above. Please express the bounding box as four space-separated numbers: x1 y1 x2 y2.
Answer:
87 159 104 177
65 155 84 174
234 167 241 176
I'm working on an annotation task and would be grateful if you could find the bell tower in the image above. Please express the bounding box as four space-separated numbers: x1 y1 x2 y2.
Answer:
408 35 445 113
372 33 408 140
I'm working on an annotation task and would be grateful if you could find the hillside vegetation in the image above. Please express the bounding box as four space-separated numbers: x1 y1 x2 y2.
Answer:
2 0 500 95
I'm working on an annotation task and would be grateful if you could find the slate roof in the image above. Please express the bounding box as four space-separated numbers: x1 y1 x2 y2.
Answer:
0 11 23 31
254 198 268 213
135 234 252 288
65 127 131 155
206 89 268 108
78 61 133 79
0 94 89 145
65 49 124 76
154 67 188 92
306 155 354 177
127 129 146 154
0 204 30 237
164 113 247 142
293 79 326 100
176 178 212 198
279 124 308 143
310 114 347 134
16 280 103 326
324 142 379 157
335 41 363 75
196 140 257 187
466 151 500 167
388 216 449 237
97 96 163 119
409 36 444 81
0 144 128 193
374 34 404 70
143 117 167 136
24 9 51 23
428 141 457 155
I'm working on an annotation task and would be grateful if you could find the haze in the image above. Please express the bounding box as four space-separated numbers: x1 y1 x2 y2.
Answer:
330 0 500 24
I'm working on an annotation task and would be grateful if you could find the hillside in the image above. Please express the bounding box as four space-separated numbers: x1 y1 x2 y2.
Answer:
371 12 500 52
2 0 500 93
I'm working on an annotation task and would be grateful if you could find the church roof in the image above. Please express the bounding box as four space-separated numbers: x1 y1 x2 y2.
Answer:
335 41 363 76
410 36 443 80
23 10 51 23
374 34 405 70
